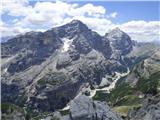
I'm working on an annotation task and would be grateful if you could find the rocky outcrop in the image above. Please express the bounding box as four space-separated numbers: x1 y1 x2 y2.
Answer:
17 95 122 120
70 95 94 120
2 19 160 120
128 94 160 120
1 103 26 120
105 28 133 59
68 95 122 120
1 20 140 114
56 54 72 69
126 50 160 86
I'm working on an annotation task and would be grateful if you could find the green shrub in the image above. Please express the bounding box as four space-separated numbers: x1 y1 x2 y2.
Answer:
59 109 70 116
136 71 160 94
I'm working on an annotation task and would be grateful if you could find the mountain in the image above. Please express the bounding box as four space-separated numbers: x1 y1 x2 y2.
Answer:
128 93 160 120
0 36 13 43
106 28 133 56
1 20 160 120
93 50 160 119
61 95 122 120
126 50 160 86
1 95 122 120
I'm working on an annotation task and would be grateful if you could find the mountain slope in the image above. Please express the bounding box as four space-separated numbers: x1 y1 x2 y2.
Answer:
93 50 160 118
1 20 159 119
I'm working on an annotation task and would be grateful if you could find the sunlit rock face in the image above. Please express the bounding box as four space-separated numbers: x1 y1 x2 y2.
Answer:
2 19 148 114
69 95 122 120
105 28 133 58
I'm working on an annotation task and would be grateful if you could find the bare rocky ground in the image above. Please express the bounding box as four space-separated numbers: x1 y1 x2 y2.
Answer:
1 20 160 120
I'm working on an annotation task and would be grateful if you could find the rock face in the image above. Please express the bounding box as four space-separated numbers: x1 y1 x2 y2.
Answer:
106 28 133 55
70 95 94 120
105 28 133 60
68 95 122 120
128 94 160 120
1 20 160 120
126 50 160 86
1 103 26 120
16 95 122 120
1 20 140 113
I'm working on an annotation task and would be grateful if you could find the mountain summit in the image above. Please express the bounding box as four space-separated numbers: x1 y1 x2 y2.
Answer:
1 20 160 120
1 20 138 116
105 27 133 56
53 20 89 39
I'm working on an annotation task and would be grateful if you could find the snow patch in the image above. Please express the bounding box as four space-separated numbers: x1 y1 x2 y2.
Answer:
88 68 130 98
61 38 74 52
4 68 8 73
99 75 112 87
62 68 130 111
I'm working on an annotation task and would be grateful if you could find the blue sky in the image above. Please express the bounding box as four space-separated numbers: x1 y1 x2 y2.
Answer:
1 0 160 42
69 1 160 23
95 1 159 23
27 1 160 23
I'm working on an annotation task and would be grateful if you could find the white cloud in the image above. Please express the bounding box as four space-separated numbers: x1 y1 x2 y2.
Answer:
14 1 107 27
110 12 118 18
0 25 31 37
68 3 106 17
1 0 159 42
1 0 110 37
1 0 32 16
118 21 160 42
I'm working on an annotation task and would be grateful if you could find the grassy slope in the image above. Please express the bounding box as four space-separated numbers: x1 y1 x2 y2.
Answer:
93 70 160 118
1 103 26 120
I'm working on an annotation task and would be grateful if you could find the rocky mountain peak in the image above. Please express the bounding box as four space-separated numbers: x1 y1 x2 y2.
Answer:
52 20 89 39
106 27 128 39
69 19 85 25
1 20 139 118
105 27 133 56
65 19 89 32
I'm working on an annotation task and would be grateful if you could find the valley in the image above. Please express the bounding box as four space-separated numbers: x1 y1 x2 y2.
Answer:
1 20 160 120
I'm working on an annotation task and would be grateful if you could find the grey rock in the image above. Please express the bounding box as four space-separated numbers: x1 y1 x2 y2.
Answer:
106 27 133 56
94 101 122 120
68 49 80 61
56 54 72 69
1 103 26 120
128 95 160 120
70 95 94 120
1 20 135 113
126 50 160 86
2 19 160 120
69 95 122 120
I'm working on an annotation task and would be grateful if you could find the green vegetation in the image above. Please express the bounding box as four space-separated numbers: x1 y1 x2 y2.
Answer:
59 109 70 116
1 105 61 120
113 104 142 118
93 82 139 107
116 95 142 106
94 71 160 105
31 112 53 120
1 103 24 114
37 72 67 86
93 91 108 101
25 108 37 120
1 103 39 120
113 106 131 117
108 83 134 105
26 108 69 120
1 103 26 120
136 71 160 95
93 69 160 118
37 79 47 85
